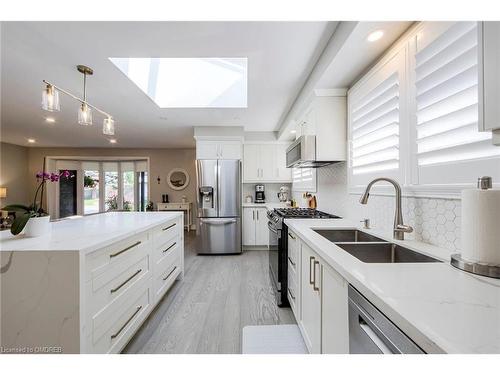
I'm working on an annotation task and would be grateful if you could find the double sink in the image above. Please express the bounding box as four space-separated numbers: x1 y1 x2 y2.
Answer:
313 229 440 263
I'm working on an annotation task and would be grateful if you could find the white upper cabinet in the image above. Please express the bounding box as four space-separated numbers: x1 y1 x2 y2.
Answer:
243 142 292 183
196 140 242 160
295 93 347 162
479 21 500 135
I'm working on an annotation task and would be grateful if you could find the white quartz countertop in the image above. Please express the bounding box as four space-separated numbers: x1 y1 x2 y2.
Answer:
284 218 500 354
0 212 182 253
242 202 288 209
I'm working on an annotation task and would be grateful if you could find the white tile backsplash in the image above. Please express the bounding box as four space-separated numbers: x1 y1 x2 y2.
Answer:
292 163 461 252
243 183 292 203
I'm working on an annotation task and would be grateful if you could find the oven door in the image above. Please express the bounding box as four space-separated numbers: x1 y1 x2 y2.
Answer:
268 220 280 291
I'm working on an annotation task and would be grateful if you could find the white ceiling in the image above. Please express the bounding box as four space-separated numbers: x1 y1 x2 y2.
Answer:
1 22 336 148
316 21 413 89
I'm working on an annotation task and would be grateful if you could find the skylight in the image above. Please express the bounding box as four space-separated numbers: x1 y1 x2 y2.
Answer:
109 57 247 108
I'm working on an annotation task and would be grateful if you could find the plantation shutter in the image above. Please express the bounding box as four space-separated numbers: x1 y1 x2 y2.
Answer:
414 22 500 184
348 48 405 188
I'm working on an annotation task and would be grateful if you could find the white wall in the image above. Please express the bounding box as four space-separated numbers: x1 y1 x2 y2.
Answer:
293 162 461 252
0 142 30 206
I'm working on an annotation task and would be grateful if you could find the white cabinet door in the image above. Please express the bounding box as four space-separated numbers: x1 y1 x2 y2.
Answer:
219 141 242 159
254 208 269 246
321 264 349 354
275 143 292 181
300 243 321 353
242 208 256 246
196 141 220 159
259 144 276 181
243 144 260 181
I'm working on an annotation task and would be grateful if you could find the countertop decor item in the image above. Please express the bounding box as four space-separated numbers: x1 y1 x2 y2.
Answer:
1 170 74 236
451 176 500 278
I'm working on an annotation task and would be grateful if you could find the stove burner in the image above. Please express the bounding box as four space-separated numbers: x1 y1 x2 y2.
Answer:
274 208 340 219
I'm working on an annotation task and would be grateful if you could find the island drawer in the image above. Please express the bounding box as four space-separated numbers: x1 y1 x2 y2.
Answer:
89 283 152 353
153 235 181 265
153 219 180 249
87 252 151 315
154 262 181 302
85 233 149 282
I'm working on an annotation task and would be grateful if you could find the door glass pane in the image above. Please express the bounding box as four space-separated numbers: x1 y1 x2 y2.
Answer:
122 170 135 211
59 170 77 218
84 170 100 214
105 171 119 211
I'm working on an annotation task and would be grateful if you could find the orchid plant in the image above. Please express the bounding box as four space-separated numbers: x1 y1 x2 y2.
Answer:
2 170 74 235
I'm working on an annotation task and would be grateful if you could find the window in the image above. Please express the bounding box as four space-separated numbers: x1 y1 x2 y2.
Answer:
348 22 500 195
109 57 248 108
82 162 100 215
412 21 500 185
292 167 316 192
103 162 119 211
348 47 406 189
51 158 149 218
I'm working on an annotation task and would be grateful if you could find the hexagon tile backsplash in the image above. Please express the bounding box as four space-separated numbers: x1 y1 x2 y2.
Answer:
292 163 462 252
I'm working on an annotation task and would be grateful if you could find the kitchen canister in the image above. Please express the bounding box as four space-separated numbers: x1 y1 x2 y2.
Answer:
451 176 500 278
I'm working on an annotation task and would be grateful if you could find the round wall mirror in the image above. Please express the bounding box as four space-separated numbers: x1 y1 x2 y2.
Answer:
167 168 190 191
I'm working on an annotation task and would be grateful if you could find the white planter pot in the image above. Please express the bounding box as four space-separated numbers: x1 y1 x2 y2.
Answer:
24 216 51 238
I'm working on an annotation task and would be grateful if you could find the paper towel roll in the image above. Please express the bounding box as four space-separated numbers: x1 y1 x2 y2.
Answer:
461 188 500 265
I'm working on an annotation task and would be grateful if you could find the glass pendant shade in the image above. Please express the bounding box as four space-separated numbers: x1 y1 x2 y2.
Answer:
102 117 115 135
41 84 60 112
78 103 93 126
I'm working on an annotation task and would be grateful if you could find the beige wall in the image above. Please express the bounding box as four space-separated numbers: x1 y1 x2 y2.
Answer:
26 147 197 211
0 142 30 206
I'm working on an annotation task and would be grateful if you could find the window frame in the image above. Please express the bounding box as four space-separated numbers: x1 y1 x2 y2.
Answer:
45 156 150 219
348 21 500 199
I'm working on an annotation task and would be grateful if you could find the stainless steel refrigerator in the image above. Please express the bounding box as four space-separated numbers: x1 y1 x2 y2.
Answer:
195 159 242 254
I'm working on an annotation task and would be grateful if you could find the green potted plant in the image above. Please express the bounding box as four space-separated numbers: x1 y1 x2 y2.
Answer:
2 170 73 237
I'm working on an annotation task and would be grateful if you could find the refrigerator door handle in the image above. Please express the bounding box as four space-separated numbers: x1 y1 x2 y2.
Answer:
199 218 237 225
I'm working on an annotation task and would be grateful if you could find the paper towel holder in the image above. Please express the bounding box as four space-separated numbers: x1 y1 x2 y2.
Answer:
451 176 500 278
451 254 500 279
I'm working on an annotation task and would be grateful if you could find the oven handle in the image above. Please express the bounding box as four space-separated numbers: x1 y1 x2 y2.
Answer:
267 221 278 234
266 211 274 221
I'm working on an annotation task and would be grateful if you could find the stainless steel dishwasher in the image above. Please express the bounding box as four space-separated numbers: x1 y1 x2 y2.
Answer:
348 285 425 354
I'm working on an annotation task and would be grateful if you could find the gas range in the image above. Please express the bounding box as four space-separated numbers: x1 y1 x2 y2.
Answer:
267 207 340 307
267 207 340 230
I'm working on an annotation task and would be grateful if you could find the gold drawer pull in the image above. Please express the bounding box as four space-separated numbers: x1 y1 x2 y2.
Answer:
110 269 142 294
162 242 177 253
109 241 141 258
163 266 177 281
162 223 176 231
287 256 296 266
111 305 142 339
288 288 295 300
288 232 296 240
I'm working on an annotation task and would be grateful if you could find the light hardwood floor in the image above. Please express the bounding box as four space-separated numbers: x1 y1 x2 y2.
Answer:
123 232 295 354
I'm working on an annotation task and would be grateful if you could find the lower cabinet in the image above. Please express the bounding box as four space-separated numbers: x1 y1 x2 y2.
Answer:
242 207 268 247
297 240 349 354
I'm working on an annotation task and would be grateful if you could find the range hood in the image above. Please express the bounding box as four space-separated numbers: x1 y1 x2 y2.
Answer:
286 135 339 168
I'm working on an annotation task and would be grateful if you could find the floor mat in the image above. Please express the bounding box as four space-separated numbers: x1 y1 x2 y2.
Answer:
242 324 308 354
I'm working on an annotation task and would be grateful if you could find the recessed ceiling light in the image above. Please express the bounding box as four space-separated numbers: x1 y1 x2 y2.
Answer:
367 30 384 42
27 138 36 143
109 139 117 144
290 130 297 134
45 117 56 123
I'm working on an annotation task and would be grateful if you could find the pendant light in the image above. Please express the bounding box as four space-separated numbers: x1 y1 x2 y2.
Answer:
41 84 60 112
77 65 93 126
42 65 115 136
102 116 115 135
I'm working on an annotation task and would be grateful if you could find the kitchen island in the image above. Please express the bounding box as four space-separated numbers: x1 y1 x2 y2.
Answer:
0 212 184 354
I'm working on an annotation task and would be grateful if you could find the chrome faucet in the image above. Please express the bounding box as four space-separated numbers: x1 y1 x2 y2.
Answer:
359 178 413 240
